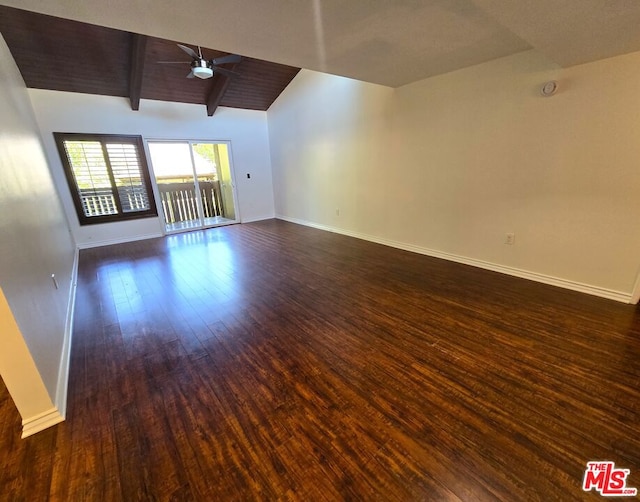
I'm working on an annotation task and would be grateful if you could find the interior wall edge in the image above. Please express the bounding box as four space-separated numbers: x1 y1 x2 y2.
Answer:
54 246 79 419
275 215 632 304
631 270 640 305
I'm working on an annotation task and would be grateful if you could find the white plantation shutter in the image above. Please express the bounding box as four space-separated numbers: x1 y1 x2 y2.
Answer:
55 134 157 225
65 141 117 217
105 143 151 213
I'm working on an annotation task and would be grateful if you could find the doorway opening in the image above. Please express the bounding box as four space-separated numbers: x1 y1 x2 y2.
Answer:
147 141 238 233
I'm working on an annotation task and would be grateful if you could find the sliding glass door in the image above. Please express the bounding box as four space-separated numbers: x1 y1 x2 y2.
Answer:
147 141 238 233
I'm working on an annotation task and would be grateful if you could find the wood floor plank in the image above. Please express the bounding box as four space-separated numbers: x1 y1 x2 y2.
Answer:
1 219 639 500
0 377 56 502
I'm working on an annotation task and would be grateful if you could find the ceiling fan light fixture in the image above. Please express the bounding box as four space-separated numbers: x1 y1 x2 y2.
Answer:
192 66 213 79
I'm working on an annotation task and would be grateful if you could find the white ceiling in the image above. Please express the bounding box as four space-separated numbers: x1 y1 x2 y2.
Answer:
2 0 640 87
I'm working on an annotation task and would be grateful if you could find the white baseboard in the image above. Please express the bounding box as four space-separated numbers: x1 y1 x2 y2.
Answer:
54 246 79 421
276 215 632 304
241 214 276 224
22 407 65 438
77 232 163 249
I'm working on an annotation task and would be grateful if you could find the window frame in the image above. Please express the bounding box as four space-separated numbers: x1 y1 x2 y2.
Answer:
54 133 158 225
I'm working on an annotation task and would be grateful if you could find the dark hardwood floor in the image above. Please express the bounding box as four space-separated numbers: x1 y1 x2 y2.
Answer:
1 219 639 501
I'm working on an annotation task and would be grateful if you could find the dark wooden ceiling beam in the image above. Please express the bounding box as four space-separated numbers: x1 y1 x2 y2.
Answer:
206 64 238 116
129 34 147 111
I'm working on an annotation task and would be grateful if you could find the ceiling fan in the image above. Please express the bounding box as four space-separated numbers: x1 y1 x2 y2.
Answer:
158 44 242 79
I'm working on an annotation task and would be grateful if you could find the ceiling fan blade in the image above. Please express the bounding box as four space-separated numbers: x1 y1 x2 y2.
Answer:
212 66 239 77
177 43 199 59
211 54 242 65
186 71 195 79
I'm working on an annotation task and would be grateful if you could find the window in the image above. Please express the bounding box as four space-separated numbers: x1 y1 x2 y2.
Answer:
54 133 157 225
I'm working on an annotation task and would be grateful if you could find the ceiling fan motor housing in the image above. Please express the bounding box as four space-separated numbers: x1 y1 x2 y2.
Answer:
191 59 213 79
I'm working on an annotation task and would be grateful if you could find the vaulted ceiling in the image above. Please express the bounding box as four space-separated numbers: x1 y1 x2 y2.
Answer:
0 6 301 115
2 0 640 113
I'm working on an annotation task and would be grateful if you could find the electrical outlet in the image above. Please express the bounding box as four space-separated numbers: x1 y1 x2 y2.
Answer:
505 233 515 245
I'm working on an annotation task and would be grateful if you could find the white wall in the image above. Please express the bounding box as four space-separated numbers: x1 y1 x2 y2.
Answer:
0 34 76 433
268 70 394 235
268 50 640 300
29 90 275 247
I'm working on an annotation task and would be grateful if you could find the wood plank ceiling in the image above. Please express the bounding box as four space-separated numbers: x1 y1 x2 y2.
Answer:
0 5 300 115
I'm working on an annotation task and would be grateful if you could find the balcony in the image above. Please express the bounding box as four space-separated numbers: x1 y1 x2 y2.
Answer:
158 180 223 223
79 180 232 230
